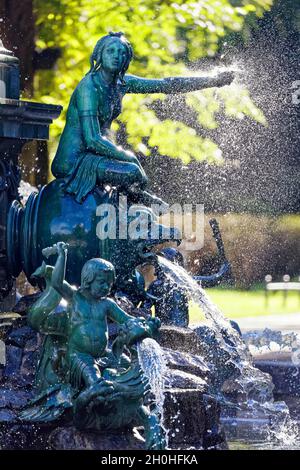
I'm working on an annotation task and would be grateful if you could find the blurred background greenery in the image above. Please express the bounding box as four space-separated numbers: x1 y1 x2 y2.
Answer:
1 0 274 176
34 0 272 164
189 287 300 322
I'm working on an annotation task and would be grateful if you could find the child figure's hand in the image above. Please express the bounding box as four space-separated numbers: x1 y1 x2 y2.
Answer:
150 317 161 328
56 241 69 255
147 316 161 336
42 241 68 258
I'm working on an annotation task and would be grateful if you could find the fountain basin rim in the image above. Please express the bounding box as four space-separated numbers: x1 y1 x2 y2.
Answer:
253 351 296 363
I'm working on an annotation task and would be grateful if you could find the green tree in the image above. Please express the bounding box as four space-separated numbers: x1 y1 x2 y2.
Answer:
33 0 273 169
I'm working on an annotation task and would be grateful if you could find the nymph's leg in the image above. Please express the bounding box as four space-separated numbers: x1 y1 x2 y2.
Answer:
96 158 148 190
97 158 169 212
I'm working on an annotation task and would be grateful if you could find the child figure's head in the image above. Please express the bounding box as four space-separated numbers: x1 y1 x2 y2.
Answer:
80 258 115 299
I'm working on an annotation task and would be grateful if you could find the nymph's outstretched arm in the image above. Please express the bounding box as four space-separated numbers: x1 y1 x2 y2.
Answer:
125 71 234 94
51 242 74 302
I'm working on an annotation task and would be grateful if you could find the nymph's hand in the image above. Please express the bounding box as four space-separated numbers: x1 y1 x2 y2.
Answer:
214 71 234 87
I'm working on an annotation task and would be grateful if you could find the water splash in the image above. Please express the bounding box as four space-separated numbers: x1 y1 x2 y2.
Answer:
267 402 299 446
137 337 168 444
157 256 299 444
19 180 37 203
158 256 235 331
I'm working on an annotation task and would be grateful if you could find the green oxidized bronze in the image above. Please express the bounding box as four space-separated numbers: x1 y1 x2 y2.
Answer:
7 31 233 289
19 242 164 449
51 31 233 205
7 181 181 291
9 32 234 448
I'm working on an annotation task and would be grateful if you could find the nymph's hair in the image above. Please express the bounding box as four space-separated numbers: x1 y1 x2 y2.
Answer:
87 31 133 84
80 258 116 290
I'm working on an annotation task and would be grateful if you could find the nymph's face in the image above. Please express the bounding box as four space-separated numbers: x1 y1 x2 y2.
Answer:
101 38 127 73
89 272 113 299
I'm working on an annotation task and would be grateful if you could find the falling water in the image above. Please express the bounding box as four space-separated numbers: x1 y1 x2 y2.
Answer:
157 256 299 446
158 256 237 332
137 337 169 445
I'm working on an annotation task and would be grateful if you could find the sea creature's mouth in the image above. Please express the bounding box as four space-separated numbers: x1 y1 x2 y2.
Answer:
135 224 181 261
137 242 158 260
137 238 181 261
30 261 47 280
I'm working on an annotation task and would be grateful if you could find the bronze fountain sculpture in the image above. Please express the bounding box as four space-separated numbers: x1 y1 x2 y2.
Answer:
0 32 235 450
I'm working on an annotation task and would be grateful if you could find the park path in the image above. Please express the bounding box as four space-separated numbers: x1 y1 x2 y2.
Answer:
235 312 300 332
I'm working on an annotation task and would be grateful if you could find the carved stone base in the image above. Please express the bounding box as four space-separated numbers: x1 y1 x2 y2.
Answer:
49 427 145 450
0 423 145 450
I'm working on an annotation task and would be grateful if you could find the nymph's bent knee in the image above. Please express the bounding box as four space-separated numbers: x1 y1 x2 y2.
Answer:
108 161 147 187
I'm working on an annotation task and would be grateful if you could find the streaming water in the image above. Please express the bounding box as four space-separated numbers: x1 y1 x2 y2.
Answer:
137 337 169 446
157 256 299 446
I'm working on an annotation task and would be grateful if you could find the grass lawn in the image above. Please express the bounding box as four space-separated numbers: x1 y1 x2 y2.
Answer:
189 287 300 324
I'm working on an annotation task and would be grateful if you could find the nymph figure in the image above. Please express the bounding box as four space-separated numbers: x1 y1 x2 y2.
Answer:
51 32 234 205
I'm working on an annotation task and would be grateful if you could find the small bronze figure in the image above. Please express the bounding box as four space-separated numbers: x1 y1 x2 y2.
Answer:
19 242 164 449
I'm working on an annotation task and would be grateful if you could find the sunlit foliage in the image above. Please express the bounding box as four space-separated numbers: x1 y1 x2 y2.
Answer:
33 0 273 164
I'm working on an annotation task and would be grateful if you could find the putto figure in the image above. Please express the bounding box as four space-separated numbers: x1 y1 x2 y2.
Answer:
19 242 164 449
51 31 234 204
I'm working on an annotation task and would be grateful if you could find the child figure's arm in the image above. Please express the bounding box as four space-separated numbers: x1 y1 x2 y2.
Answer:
106 298 134 324
51 242 74 302
107 299 161 356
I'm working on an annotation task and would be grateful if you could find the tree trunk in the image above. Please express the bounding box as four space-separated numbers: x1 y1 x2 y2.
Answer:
0 1 49 188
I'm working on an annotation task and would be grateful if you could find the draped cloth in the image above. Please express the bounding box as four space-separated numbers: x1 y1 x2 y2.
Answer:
63 154 103 203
